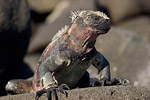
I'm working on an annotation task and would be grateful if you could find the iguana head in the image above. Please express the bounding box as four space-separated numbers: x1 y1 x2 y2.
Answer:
69 10 111 53
70 10 111 34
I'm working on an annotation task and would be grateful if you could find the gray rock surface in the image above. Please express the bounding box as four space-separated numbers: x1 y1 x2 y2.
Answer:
0 0 30 32
27 0 97 14
24 53 41 72
0 0 31 96
118 16 150 42
45 0 97 23
0 86 150 100
27 0 61 13
97 0 150 23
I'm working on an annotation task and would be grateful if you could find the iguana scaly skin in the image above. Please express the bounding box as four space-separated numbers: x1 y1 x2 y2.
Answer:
5 10 129 100
32 10 111 90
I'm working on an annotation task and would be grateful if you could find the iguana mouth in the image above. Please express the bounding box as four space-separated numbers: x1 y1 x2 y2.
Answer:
96 27 110 34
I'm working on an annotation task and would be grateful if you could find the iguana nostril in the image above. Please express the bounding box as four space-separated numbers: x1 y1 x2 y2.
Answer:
106 19 109 22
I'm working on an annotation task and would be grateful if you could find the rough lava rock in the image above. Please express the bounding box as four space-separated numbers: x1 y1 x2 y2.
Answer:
0 0 31 96
97 0 150 24
118 16 150 42
27 0 61 13
45 0 97 23
27 0 97 14
0 86 150 100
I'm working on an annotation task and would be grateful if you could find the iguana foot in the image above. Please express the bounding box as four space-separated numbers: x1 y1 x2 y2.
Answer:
110 77 129 86
92 80 111 86
92 77 129 86
35 84 70 100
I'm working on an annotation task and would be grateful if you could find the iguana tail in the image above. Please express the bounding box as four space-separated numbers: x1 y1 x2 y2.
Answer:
5 79 33 94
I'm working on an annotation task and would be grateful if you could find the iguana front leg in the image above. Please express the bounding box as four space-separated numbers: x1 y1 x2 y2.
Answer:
92 51 129 86
92 51 110 86
35 72 69 100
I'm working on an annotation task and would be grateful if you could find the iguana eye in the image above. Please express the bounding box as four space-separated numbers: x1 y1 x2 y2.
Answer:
94 17 99 20
41 79 44 87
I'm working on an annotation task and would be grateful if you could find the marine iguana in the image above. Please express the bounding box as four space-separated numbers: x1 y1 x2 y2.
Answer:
5 10 129 100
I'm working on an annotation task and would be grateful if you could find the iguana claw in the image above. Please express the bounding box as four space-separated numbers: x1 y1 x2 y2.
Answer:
92 77 129 86
35 84 70 100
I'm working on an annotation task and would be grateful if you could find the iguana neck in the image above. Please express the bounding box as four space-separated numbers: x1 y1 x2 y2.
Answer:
68 24 98 54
